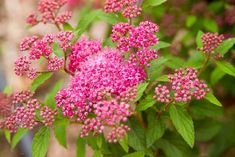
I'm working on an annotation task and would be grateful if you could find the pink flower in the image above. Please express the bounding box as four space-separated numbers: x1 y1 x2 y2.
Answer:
122 5 142 18
40 106 57 126
48 56 64 71
200 33 224 54
55 11 72 24
154 85 171 103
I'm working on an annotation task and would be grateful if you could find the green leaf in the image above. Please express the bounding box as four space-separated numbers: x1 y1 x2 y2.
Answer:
135 82 149 102
77 137 86 157
205 92 222 107
123 151 145 157
76 10 98 35
4 130 11 143
54 125 67 148
93 150 102 157
216 61 235 77
156 75 169 82
136 94 156 111
196 31 204 48
203 18 218 32
96 10 121 24
63 23 74 31
31 72 53 91
210 68 225 85
32 127 51 157
216 38 235 56
52 43 64 57
45 80 63 109
186 51 205 69
119 136 129 153
146 112 165 147
151 41 171 50
3 86 13 95
11 128 28 149
186 15 197 27
169 105 194 148
128 118 146 151
156 139 183 157
143 0 167 8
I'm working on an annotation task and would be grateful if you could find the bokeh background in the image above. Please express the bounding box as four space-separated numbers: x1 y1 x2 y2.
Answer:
0 0 235 157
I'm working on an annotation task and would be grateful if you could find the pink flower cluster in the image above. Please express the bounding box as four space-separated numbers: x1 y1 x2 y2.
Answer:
154 68 209 103
200 33 224 54
68 38 102 72
15 31 74 79
104 0 142 18
0 93 13 117
26 0 72 26
111 21 159 66
0 91 57 132
56 47 146 142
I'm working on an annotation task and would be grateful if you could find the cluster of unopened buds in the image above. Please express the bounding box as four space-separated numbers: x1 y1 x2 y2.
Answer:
0 91 57 132
15 31 74 79
26 0 72 26
199 32 224 58
112 21 159 66
154 68 210 103
104 0 142 18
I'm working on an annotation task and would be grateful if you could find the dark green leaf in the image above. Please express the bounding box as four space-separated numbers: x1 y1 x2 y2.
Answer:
119 135 129 153
77 137 86 157
203 18 218 32
31 72 53 91
210 68 225 85
196 31 204 48
146 112 165 147
186 15 197 27
11 128 28 148
32 127 51 157
123 151 145 157
169 105 194 148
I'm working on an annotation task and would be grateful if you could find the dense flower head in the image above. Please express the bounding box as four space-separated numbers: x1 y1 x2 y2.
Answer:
27 0 72 26
111 21 159 52
15 31 74 79
68 38 102 72
168 68 209 102
48 56 65 71
200 32 224 54
154 85 171 103
154 68 209 103
40 106 57 126
12 90 34 104
136 49 158 67
0 93 13 117
107 124 130 143
122 6 142 18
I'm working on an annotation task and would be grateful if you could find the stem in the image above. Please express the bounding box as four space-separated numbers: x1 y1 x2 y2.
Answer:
135 112 147 128
198 53 211 76
55 23 62 31
157 100 174 118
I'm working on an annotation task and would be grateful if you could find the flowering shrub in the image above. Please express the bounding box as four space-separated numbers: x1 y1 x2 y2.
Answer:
1 0 235 157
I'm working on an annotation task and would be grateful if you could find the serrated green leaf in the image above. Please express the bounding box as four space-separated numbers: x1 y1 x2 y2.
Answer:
119 135 129 153
123 151 145 157
128 118 146 151
32 127 51 157
77 137 86 157
156 139 183 157
169 105 194 148
186 15 197 27
54 125 67 148
11 128 28 149
146 112 165 147
137 94 156 111
196 31 204 48
135 82 149 102
216 38 235 56
31 72 53 91
216 61 235 77
205 92 222 107
210 67 225 85
45 80 63 109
